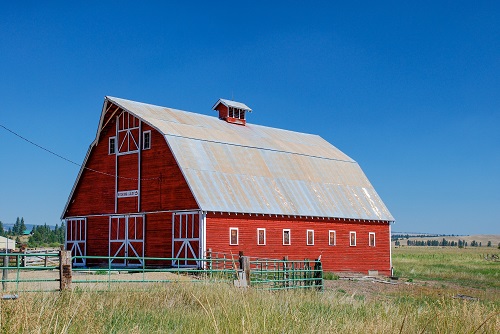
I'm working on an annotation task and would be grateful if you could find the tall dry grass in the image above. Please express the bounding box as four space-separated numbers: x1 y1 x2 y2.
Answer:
1 283 498 333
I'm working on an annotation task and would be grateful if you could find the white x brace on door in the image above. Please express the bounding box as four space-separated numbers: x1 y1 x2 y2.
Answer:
65 218 86 267
172 212 201 267
109 215 144 267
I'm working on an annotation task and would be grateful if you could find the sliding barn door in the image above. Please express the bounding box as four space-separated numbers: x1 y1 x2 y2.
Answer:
65 218 86 266
172 212 200 267
109 215 144 267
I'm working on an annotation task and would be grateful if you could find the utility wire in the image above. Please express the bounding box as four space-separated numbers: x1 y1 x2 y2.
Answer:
0 123 159 181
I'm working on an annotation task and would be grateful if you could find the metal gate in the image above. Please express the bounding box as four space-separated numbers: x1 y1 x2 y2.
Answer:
172 212 200 267
109 215 144 266
65 218 87 266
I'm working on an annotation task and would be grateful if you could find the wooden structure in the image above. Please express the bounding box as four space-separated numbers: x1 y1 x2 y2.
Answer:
62 97 394 274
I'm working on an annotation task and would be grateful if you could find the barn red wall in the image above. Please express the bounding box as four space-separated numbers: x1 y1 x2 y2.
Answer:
64 124 116 217
144 212 173 265
85 216 109 266
140 124 198 212
64 110 198 218
206 214 391 275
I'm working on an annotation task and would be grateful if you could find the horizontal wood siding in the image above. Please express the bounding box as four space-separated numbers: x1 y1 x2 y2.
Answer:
145 212 173 265
63 105 198 218
140 123 198 212
85 216 109 266
65 123 116 217
206 214 391 275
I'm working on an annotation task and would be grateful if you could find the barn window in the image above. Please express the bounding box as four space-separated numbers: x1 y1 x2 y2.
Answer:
117 111 140 154
142 131 151 150
109 137 116 155
257 228 266 245
369 232 376 247
329 230 336 246
350 231 356 246
283 229 291 245
229 228 238 245
307 230 314 245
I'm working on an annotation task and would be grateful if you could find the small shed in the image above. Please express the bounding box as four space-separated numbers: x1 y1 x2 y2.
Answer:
0 236 16 251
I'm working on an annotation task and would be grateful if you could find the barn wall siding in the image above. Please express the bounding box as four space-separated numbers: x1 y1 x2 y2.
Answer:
145 212 173 260
64 109 198 218
206 214 391 275
86 216 110 266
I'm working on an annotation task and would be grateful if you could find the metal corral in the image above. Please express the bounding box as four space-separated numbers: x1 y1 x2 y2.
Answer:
104 97 394 221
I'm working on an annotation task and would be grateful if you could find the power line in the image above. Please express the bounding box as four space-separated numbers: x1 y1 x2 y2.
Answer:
0 123 159 181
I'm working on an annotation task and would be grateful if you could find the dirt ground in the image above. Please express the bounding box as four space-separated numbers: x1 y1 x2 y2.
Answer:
323 274 497 303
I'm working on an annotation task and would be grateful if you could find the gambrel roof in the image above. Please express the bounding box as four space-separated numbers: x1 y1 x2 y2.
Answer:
65 96 394 221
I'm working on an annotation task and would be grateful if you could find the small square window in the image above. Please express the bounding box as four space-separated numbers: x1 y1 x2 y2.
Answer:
369 232 376 247
257 228 266 245
283 229 291 245
350 231 356 246
307 230 314 245
143 131 151 150
109 137 116 155
229 228 238 245
329 230 336 246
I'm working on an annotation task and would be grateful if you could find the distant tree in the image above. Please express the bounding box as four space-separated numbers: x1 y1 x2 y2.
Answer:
0 221 4 236
20 217 27 234
487 241 491 247
7 227 12 236
497 242 500 249
465 241 468 247
479 242 482 247
13 217 21 235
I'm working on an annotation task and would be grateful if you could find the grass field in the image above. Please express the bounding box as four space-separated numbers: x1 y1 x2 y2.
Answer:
393 246 500 290
0 247 498 333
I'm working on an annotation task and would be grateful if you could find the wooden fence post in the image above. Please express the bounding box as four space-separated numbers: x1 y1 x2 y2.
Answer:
59 250 72 291
234 252 250 287
242 256 250 286
314 258 322 290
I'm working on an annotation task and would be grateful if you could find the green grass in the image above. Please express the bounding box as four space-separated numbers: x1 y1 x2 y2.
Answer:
392 247 500 289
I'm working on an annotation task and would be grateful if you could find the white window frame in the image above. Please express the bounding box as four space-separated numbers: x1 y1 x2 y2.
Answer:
283 229 291 245
329 230 336 246
306 229 314 246
369 232 376 247
229 227 239 246
109 136 116 155
142 130 151 150
350 231 356 246
257 228 266 245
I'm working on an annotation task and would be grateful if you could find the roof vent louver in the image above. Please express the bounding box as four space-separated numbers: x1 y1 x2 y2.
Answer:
212 98 252 125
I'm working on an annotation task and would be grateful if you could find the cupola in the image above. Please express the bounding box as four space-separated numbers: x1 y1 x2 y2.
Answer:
212 98 252 125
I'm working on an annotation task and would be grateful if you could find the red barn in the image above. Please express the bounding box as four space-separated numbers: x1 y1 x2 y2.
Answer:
62 97 394 274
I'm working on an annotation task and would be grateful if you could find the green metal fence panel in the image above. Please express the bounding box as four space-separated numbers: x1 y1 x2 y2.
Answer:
0 252 323 292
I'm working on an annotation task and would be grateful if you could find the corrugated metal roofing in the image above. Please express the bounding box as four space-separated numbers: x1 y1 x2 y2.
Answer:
105 96 394 221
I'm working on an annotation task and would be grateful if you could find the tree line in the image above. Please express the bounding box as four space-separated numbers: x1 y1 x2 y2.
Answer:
395 238 497 248
0 217 65 248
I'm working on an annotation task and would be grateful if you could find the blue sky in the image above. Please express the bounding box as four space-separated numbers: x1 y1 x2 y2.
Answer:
0 1 498 234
